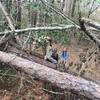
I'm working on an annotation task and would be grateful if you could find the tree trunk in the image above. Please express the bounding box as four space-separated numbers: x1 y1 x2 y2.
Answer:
16 0 21 29
63 0 70 15
28 0 31 26
60 0 77 17
0 51 100 100
60 0 65 11
81 18 100 31
71 0 76 17
5 0 12 15
31 11 37 27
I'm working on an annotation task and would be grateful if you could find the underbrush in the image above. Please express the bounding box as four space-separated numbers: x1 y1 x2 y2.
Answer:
0 64 91 100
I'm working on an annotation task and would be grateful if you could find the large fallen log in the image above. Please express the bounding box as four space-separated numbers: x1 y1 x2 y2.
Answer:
7 46 57 69
81 18 100 31
0 51 100 100
79 18 100 48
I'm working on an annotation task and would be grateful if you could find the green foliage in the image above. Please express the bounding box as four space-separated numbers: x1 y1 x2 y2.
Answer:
48 30 70 44
0 64 16 74
36 35 50 51
96 0 100 3
33 30 71 45
26 2 39 11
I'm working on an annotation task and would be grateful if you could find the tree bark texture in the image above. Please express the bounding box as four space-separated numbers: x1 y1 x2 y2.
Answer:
0 51 100 100
79 18 100 48
81 18 100 31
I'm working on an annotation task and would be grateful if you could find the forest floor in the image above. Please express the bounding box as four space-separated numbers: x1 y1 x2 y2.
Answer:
0 42 100 100
53 43 100 82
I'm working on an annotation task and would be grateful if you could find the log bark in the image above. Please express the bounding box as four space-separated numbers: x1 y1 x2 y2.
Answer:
79 18 100 48
81 18 100 31
7 46 57 69
0 51 100 100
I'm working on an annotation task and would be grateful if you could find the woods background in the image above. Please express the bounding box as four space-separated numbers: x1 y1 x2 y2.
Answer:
0 0 100 100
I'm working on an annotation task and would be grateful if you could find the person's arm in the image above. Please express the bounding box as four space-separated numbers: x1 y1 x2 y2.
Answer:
65 52 69 61
45 46 52 59
59 52 63 59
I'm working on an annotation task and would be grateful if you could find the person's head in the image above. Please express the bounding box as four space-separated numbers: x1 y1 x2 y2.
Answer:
63 47 67 52
52 48 57 54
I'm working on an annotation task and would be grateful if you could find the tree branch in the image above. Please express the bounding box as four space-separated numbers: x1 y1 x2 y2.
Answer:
81 18 100 31
0 25 75 36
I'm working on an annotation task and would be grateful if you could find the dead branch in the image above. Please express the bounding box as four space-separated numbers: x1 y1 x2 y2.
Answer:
0 25 75 36
0 51 100 100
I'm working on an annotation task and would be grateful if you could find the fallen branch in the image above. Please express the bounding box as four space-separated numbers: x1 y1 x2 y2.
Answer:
42 88 66 95
0 25 75 36
0 51 100 100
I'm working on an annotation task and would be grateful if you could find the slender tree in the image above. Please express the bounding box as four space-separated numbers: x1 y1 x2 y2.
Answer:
16 0 21 29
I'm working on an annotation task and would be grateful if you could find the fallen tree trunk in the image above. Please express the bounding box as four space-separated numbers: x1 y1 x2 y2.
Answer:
79 18 100 48
7 42 57 69
81 18 100 31
7 46 57 69
0 51 100 100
